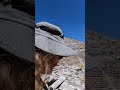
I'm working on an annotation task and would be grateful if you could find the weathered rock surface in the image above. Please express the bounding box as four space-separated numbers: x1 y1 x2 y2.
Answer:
50 38 85 90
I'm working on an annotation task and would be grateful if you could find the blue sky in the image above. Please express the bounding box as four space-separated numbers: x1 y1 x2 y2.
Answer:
35 0 85 42
87 0 120 40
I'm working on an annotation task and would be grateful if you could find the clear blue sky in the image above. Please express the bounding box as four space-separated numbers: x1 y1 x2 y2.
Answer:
87 0 120 40
35 0 85 42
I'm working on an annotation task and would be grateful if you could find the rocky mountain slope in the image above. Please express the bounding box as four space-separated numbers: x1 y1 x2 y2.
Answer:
86 31 120 90
48 31 120 90
50 38 85 90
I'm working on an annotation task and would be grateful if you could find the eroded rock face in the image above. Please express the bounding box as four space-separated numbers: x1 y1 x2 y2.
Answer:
50 38 85 90
86 31 120 90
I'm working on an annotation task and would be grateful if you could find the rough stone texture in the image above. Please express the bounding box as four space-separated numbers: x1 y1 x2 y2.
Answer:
50 38 85 90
